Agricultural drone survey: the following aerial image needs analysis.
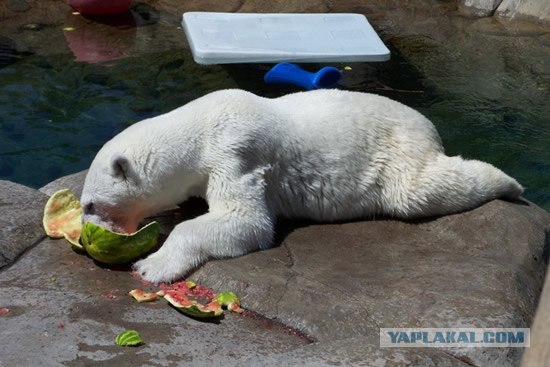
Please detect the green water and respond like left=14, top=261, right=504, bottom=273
left=0, top=17, right=548, bottom=211
left=0, top=48, right=235, bottom=187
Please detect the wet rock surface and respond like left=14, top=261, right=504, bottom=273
left=0, top=237, right=312, bottom=367
left=40, top=170, right=88, bottom=198
left=0, top=180, right=47, bottom=269
left=193, top=199, right=549, bottom=366
left=0, top=172, right=547, bottom=365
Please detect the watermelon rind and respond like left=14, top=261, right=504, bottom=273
left=115, top=329, right=143, bottom=346
left=42, top=189, right=83, bottom=250
left=164, top=293, right=223, bottom=319
left=129, top=289, right=158, bottom=303
left=81, top=221, right=159, bottom=264
left=213, top=292, right=240, bottom=307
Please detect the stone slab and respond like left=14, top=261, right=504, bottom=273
left=521, top=254, right=550, bottom=367
left=12, top=169, right=550, bottom=366
left=192, top=199, right=550, bottom=367
left=39, top=170, right=88, bottom=199
left=0, top=237, right=311, bottom=366
left=463, top=0, right=504, bottom=16
left=496, top=0, right=550, bottom=23
left=0, top=236, right=470, bottom=367
left=0, top=180, right=48, bottom=269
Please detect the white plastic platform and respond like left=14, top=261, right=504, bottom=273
left=182, top=12, right=390, bottom=64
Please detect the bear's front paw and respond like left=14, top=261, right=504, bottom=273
left=133, top=250, right=195, bottom=284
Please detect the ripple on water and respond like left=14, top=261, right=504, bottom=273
left=0, top=19, right=548, bottom=212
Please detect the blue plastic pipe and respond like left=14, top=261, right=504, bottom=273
left=264, top=63, right=342, bottom=90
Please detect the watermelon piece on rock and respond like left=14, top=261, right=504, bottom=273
left=81, top=221, right=159, bottom=264
left=42, top=189, right=83, bottom=250
left=213, top=291, right=240, bottom=307
left=129, top=289, right=158, bottom=303
left=164, top=291, right=223, bottom=319
left=115, top=329, right=143, bottom=346
left=214, top=292, right=244, bottom=314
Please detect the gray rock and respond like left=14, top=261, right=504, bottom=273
left=463, top=0, right=504, bottom=16
left=496, top=0, right=550, bottom=23
left=7, top=0, right=30, bottom=12
left=0, top=36, right=22, bottom=66
left=39, top=170, right=88, bottom=199
left=521, top=246, right=550, bottom=367
left=4, top=168, right=549, bottom=366
left=20, top=23, right=45, bottom=31
left=243, top=337, right=472, bottom=366
left=0, top=180, right=47, bottom=269
left=192, top=198, right=550, bottom=367
left=0, top=240, right=310, bottom=367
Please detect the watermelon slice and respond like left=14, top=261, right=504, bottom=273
left=129, top=289, right=158, bottom=303
left=81, top=221, right=160, bottom=265
left=213, top=291, right=240, bottom=306
left=164, top=291, right=223, bottom=319
left=227, top=302, right=244, bottom=314
left=214, top=291, right=244, bottom=313
left=156, top=290, right=165, bottom=297
left=115, top=329, right=143, bottom=346
left=127, top=277, right=243, bottom=319
left=43, top=189, right=83, bottom=250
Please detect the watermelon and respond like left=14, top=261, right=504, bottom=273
left=42, top=189, right=83, bottom=250
left=164, top=291, right=223, bottom=319
left=81, top=221, right=159, bottom=265
left=213, top=292, right=240, bottom=307
left=227, top=302, right=244, bottom=314
left=115, top=329, right=143, bottom=346
left=214, top=291, right=244, bottom=313
left=129, top=289, right=158, bottom=303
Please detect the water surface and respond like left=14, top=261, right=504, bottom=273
left=0, top=8, right=548, bottom=211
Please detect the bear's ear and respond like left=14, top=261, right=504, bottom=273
left=110, top=153, right=132, bottom=180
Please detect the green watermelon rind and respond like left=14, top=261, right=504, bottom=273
left=164, top=293, right=223, bottom=319
left=213, top=292, right=240, bottom=307
left=81, top=221, right=160, bottom=264
left=42, top=189, right=84, bottom=251
left=115, top=329, right=143, bottom=346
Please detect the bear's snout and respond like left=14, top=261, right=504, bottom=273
left=81, top=201, right=138, bottom=235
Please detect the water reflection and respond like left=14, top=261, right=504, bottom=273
left=64, top=11, right=136, bottom=64
left=0, top=5, right=548, bottom=212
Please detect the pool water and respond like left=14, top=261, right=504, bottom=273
left=0, top=49, right=236, bottom=187
left=0, top=8, right=549, bottom=211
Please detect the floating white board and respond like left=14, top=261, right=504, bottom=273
left=182, top=12, right=390, bottom=64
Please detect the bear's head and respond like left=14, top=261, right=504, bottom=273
left=81, top=141, right=206, bottom=234
left=81, top=149, right=148, bottom=233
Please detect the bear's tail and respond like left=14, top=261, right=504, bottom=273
left=403, top=154, right=523, bottom=218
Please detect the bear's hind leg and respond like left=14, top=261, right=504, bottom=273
left=399, top=154, right=523, bottom=218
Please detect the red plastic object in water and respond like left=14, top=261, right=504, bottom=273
left=68, top=0, right=132, bottom=15
left=63, top=11, right=136, bottom=64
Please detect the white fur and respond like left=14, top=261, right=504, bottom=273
left=81, top=89, right=523, bottom=283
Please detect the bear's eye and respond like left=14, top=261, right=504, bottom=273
left=84, top=202, right=94, bottom=215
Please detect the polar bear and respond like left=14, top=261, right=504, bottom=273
left=81, top=89, right=523, bottom=283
